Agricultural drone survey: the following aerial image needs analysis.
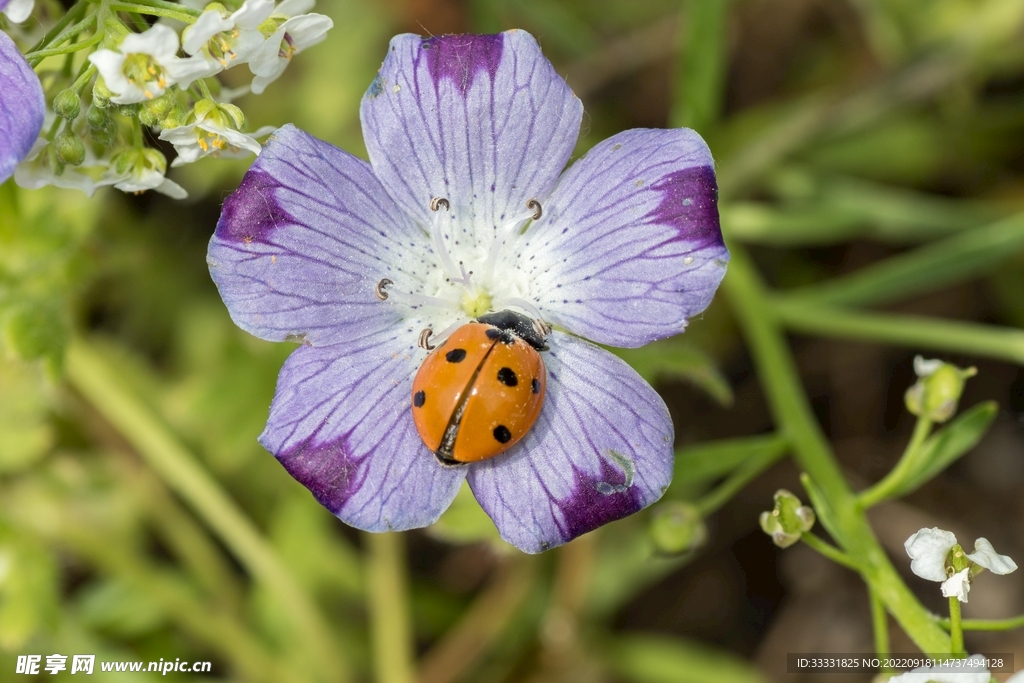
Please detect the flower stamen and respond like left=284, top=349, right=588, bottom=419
left=429, top=196, right=471, bottom=287
left=481, top=199, right=541, bottom=287
left=375, top=278, right=454, bottom=309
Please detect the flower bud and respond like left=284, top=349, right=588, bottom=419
left=92, top=79, right=113, bottom=108
left=53, top=88, right=82, bottom=120
left=759, top=489, right=815, bottom=548
left=55, top=129, right=86, bottom=166
left=650, top=502, right=707, bottom=554
left=138, top=106, right=161, bottom=127
left=143, top=92, right=175, bottom=121
left=87, top=102, right=109, bottom=130
left=161, top=103, right=188, bottom=130
left=905, top=356, right=977, bottom=422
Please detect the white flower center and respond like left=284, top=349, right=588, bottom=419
left=376, top=197, right=546, bottom=348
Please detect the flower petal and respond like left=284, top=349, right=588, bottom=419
left=0, top=31, right=44, bottom=183
left=1, top=0, right=34, bottom=23
left=467, top=333, right=673, bottom=553
left=904, top=527, right=957, bottom=582
left=359, top=30, right=582, bottom=252
left=260, top=333, right=466, bottom=531
left=940, top=567, right=971, bottom=603
left=967, top=537, right=1017, bottom=575
left=518, top=128, right=727, bottom=347
left=208, top=124, right=432, bottom=346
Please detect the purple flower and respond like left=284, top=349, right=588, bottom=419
left=0, top=30, right=44, bottom=183
left=208, top=30, right=728, bottom=553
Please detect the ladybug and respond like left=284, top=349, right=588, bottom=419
left=411, top=310, right=548, bottom=465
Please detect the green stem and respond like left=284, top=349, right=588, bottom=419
left=28, top=1, right=89, bottom=54
left=197, top=78, right=214, bottom=100
left=70, top=63, right=98, bottom=92
left=800, top=532, right=859, bottom=571
left=771, top=298, right=1024, bottom=366
left=859, top=415, right=932, bottom=508
left=65, top=338, right=348, bottom=683
left=724, top=246, right=949, bottom=653
left=126, top=0, right=202, bottom=15
left=108, top=2, right=197, bottom=22
left=26, top=17, right=100, bottom=65
left=695, top=444, right=785, bottom=515
left=949, top=597, right=964, bottom=655
left=366, top=532, right=416, bottom=683
left=934, top=613, right=1024, bottom=631
left=870, top=587, right=891, bottom=667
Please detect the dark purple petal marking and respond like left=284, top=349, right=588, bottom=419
left=519, top=128, right=729, bottom=348
left=360, top=30, right=582, bottom=251
left=261, top=336, right=466, bottom=531
left=0, top=31, right=45, bottom=183
left=277, top=436, right=360, bottom=513
left=467, top=333, right=673, bottom=553
left=421, top=34, right=503, bottom=95
left=647, top=165, right=723, bottom=250
left=207, top=124, right=430, bottom=347
left=217, top=169, right=293, bottom=244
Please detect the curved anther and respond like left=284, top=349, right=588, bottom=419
left=527, top=198, right=542, bottom=221
left=419, top=328, right=435, bottom=350
left=430, top=196, right=450, bottom=212
left=375, top=278, right=393, bottom=301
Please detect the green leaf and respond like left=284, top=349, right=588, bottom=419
left=613, top=339, right=733, bottom=406
left=1, top=301, right=68, bottom=375
left=890, top=402, right=998, bottom=500
left=609, top=634, right=767, bottom=683
left=800, top=473, right=844, bottom=547
left=672, top=434, right=788, bottom=490
left=76, top=578, right=168, bottom=638
left=672, top=0, right=731, bottom=132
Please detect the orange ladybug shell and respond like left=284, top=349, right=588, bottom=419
left=411, top=322, right=546, bottom=464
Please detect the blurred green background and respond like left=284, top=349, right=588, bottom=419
left=3, top=0, right=1024, bottom=681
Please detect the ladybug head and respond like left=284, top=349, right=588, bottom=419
left=477, top=310, right=549, bottom=351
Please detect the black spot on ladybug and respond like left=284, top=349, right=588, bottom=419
left=445, top=348, right=467, bottom=363
left=531, top=378, right=540, bottom=394
left=497, top=367, right=518, bottom=386
left=493, top=425, right=512, bottom=443
left=414, top=390, right=426, bottom=407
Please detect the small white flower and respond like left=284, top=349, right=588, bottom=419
left=89, top=25, right=218, bottom=104
left=110, top=148, right=187, bottom=199
left=885, top=653, right=990, bottom=683
left=248, top=4, right=332, bottom=95
left=905, top=528, right=1016, bottom=603
left=905, top=528, right=958, bottom=582
left=1, top=0, right=35, bottom=23
left=941, top=567, right=972, bottom=602
left=159, top=99, right=274, bottom=166
left=14, top=139, right=122, bottom=197
left=182, top=0, right=273, bottom=67
left=913, top=355, right=944, bottom=377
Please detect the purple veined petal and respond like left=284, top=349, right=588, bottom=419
left=517, top=128, right=728, bottom=348
left=0, top=30, right=44, bottom=183
left=261, top=329, right=466, bottom=531
left=467, top=332, right=674, bottom=553
left=360, top=30, right=583, bottom=253
left=208, top=124, right=436, bottom=346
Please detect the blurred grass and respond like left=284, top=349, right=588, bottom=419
left=2, top=0, right=1024, bottom=681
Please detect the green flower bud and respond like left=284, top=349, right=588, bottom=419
left=161, top=103, right=188, bottom=130
left=143, top=92, right=175, bottom=120
left=86, top=102, right=109, bottom=130
left=759, top=489, right=815, bottom=549
left=117, top=103, right=139, bottom=118
left=194, top=98, right=219, bottom=121
left=53, top=89, right=82, bottom=120
left=55, top=129, right=86, bottom=166
left=650, top=502, right=707, bottom=554
left=92, top=79, right=113, bottom=108
left=905, top=357, right=977, bottom=422
left=138, top=106, right=161, bottom=127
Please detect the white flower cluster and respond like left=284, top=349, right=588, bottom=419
left=14, top=0, right=331, bottom=199
left=905, top=527, right=1017, bottom=603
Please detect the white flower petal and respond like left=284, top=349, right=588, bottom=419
left=88, top=50, right=131, bottom=94
left=183, top=10, right=233, bottom=55
left=913, top=355, right=943, bottom=377
left=2, top=0, right=35, bottom=23
left=283, top=13, right=332, bottom=50
left=164, top=53, right=222, bottom=89
left=904, top=527, right=957, bottom=582
left=967, top=537, right=1017, bottom=575
left=156, top=176, right=188, bottom=199
left=941, top=567, right=972, bottom=602
left=232, top=0, right=274, bottom=29
left=122, top=24, right=180, bottom=58
left=274, top=0, right=315, bottom=17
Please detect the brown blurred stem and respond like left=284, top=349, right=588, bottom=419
left=418, top=554, right=537, bottom=683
